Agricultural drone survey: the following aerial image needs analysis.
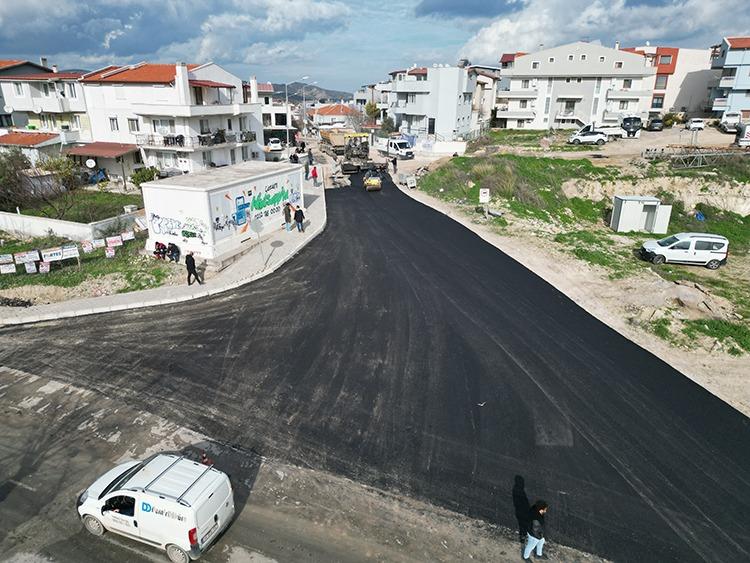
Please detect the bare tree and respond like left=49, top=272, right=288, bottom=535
left=0, top=148, right=32, bottom=211
left=28, top=156, right=81, bottom=220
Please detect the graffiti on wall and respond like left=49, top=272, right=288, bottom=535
left=149, top=213, right=208, bottom=244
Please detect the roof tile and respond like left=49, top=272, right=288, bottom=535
left=0, top=131, right=59, bottom=147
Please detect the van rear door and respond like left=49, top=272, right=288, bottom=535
left=195, top=476, right=234, bottom=550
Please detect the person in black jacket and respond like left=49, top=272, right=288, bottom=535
left=294, top=207, right=305, bottom=232
left=185, top=251, right=203, bottom=286
left=523, top=500, right=549, bottom=560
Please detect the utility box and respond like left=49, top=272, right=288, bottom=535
left=610, top=195, right=672, bottom=234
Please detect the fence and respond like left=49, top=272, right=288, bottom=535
left=0, top=209, right=143, bottom=241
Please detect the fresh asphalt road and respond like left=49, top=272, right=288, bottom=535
left=1, top=174, right=749, bottom=562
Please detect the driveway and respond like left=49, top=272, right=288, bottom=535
left=1, top=174, right=749, bottom=562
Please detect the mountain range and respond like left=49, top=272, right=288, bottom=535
left=271, top=82, right=352, bottom=104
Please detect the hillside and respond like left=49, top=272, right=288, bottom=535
left=272, top=82, right=352, bottom=103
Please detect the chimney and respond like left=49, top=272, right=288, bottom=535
left=175, top=62, right=190, bottom=105
left=40, top=56, right=48, bottom=68
left=615, top=40, right=620, bottom=50
left=52, top=65, right=58, bottom=73
left=249, top=75, right=259, bottom=103
left=538, top=43, right=544, bottom=50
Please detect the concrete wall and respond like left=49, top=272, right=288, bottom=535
left=0, top=209, right=141, bottom=241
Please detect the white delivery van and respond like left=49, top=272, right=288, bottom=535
left=77, top=453, right=235, bottom=563
left=640, top=232, right=729, bottom=270
left=374, top=137, right=414, bottom=159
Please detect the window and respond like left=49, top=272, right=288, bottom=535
left=275, top=112, right=287, bottom=126
left=407, top=93, right=416, bottom=103
left=156, top=151, right=175, bottom=167
left=40, top=114, right=56, bottom=129
left=251, top=151, right=260, bottom=159
left=262, top=114, right=272, bottom=127
left=264, top=96, right=270, bottom=105
left=71, top=115, right=81, bottom=130
left=227, top=118, right=233, bottom=131
left=241, top=146, right=249, bottom=161
left=517, top=120, right=525, bottom=128
left=595, top=77, right=601, bottom=93
left=547, top=77, right=552, bottom=92
left=416, top=74, right=426, bottom=81
left=202, top=151, right=212, bottom=166
left=522, top=79, right=530, bottom=88
left=614, top=61, right=623, bottom=69
left=576, top=78, right=582, bottom=83
left=592, top=98, right=599, bottom=114
left=655, top=75, right=668, bottom=89
left=672, top=241, right=691, bottom=250
left=659, top=55, right=672, bottom=65
left=67, top=83, right=77, bottom=98
left=580, top=54, right=587, bottom=61
left=103, top=495, right=135, bottom=517
left=239, top=116, right=247, bottom=130
left=548, top=57, right=555, bottom=63
left=13, top=82, right=23, bottom=96
left=109, top=117, right=119, bottom=131
left=599, top=56, right=606, bottom=63
left=520, top=100, right=528, bottom=108
left=133, top=151, right=142, bottom=164
left=230, top=148, right=236, bottom=165
left=41, top=83, right=51, bottom=96
left=152, top=119, right=174, bottom=135
left=652, top=95, right=664, bottom=109
left=568, top=54, right=574, bottom=61
left=127, top=118, right=139, bottom=133
left=566, top=78, right=571, bottom=83
left=199, top=119, right=210, bottom=134
left=532, top=62, right=539, bottom=69
left=695, top=241, right=713, bottom=251
left=619, top=100, right=628, bottom=110
left=711, top=242, right=726, bottom=250
left=544, top=97, right=550, bottom=114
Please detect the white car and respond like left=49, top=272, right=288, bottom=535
left=77, top=453, right=235, bottom=563
left=568, top=130, right=607, bottom=145
left=685, top=118, right=705, bottom=131
left=268, top=138, right=283, bottom=151
left=640, top=232, right=728, bottom=270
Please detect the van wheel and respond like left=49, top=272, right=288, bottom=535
left=596, top=138, right=605, bottom=145
left=166, top=544, right=190, bottom=563
left=572, top=138, right=581, bottom=145
left=82, top=515, right=105, bottom=536
left=652, top=255, right=666, bottom=265
left=706, top=259, right=721, bottom=270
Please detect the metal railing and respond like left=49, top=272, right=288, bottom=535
left=136, top=131, right=255, bottom=148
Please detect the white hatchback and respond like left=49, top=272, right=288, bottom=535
left=268, top=138, right=283, bottom=151
left=640, top=232, right=729, bottom=270
left=685, top=118, right=705, bottom=131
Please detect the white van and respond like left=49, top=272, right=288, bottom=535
left=640, top=232, right=729, bottom=270
left=77, top=453, right=235, bottom=563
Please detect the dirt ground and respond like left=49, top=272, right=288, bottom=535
left=0, top=366, right=608, bottom=563
left=394, top=154, right=750, bottom=418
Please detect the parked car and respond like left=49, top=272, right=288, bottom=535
left=685, top=118, right=705, bottom=131
left=77, top=453, right=235, bottom=563
left=268, top=138, right=283, bottom=151
left=719, top=111, right=741, bottom=133
left=640, top=232, right=729, bottom=270
left=646, top=118, right=664, bottom=131
left=568, top=130, right=607, bottom=145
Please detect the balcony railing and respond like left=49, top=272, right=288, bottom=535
left=719, top=76, right=736, bottom=88
left=136, top=130, right=255, bottom=149
left=712, top=97, right=728, bottom=109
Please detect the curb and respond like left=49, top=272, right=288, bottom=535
left=0, top=198, right=327, bottom=328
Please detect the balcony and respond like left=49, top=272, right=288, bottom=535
left=131, top=102, right=257, bottom=118
left=712, top=97, right=728, bottom=110
left=553, top=110, right=585, bottom=122
left=392, top=80, right=431, bottom=93
left=389, top=98, right=428, bottom=115
left=496, top=89, right=538, bottom=99
left=719, top=76, right=736, bottom=88
left=135, top=130, right=256, bottom=150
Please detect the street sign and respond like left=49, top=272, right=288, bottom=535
left=479, top=188, right=490, bottom=204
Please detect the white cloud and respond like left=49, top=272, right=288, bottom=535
left=460, top=0, right=750, bottom=63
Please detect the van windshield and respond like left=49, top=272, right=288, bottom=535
left=98, top=463, right=144, bottom=499
left=657, top=236, right=679, bottom=247
left=395, top=142, right=409, bottom=150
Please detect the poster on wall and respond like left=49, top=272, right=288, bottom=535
left=0, top=263, right=15, bottom=274
left=105, top=247, right=116, bottom=258
left=41, top=247, right=64, bottom=262
left=81, top=241, right=94, bottom=253
left=39, top=261, right=50, bottom=274
left=121, top=231, right=135, bottom=241
left=14, top=250, right=40, bottom=264
left=92, top=238, right=106, bottom=248
left=62, top=244, right=80, bottom=259
left=24, top=262, right=37, bottom=274
left=0, top=254, right=13, bottom=265
left=106, top=235, right=123, bottom=247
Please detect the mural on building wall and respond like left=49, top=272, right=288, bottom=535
left=149, top=213, right=208, bottom=244
left=210, top=172, right=301, bottom=241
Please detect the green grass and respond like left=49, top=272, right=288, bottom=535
left=20, top=190, right=143, bottom=224
left=682, top=319, right=750, bottom=353
left=651, top=317, right=672, bottom=340
left=0, top=231, right=170, bottom=293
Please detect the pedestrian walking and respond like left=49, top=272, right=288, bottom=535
left=294, top=207, right=305, bottom=232
left=311, top=165, right=318, bottom=186
left=304, top=161, right=310, bottom=180
left=391, top=156, right=398, bottom=174
left=523, top=500, right=549, bottom=560
left=185, top=251, right=203, bottom=286
left=301, top=141, right=306, bottom=151
left=283, top=202, right=293, bottom=232
left=307, top=148, right=314, bottom=165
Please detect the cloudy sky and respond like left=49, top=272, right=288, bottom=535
left=0, top=0, right=747, bottom=91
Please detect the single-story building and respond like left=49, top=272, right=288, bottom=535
left=0, top=130, right=61, bottom=165
left=65, top=141, right=143, bottom=182
left=610, top=195, right=672, bottom=234
left=141, top=160, right=304, bottom=269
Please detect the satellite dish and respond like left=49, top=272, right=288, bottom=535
left=2, top=105, right=12, bottom=113
left=33, top=106, right=43, bottom=114
left=85, top=158, right=96, bottom=169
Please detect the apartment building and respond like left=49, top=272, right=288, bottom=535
left=495, top=42, right=656, bottom=129
left=625, top=45, right=715, bottom=115
left=245, top=80, right=295, bottom=144
left=387, top=65, right=476, bottom=141
left=353, top=81, right=391, bottom=122
left=77, top=62, right=264, bottom=178
left=471, top=68, right=499, bottom=131
left=0, top=58, right=66, bottom=127
left=709, top=37, right=750, bottom=121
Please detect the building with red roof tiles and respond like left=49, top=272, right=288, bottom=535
left=708, top=37, right=750, bottom=121
left=0, top=131, right=61, bottom=165
left=0, top=59, right=54, bottom=127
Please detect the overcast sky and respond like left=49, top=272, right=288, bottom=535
left=0, top=0, right=747, bottom=92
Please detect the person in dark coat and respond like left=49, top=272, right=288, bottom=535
left=300, top=141, right=306, bottom=151
left=307, top=148, right=314, bottom=165
left=391, top=156, right=398, bottom=174
left=283, top=202, right=293, bottom=232
left=523, top=500, right=549, bottom=560
left=304, top=161, right=310, bottom=180
left=166, top=243, right=180, bottom=262
left=185, top=251, right=203, bottom=286
left=294, top=207, right=305, bottom=232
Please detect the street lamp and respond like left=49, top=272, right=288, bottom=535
left=284, top=75, right=309, bottom=150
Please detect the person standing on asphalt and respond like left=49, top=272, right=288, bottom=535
left=523, top=500, right=549, bottom=560
left=391, top=156, right=398, bottom=174
left=311, top=165, right=318, bottom=186
left=304, top=160, right=310, bottom=180
left=307, top=148, right=314, bottom=165
left=283, top=202, right=293, bottom=232
left=185, top=251, right=203, bottom=286
left=294, top=207, right=305, bottom=232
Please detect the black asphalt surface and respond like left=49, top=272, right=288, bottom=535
left=2, top=174, right=749, bottom=562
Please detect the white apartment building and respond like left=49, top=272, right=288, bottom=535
left=387, top=65, right=477, bottom=141
left=246, top=80, right=296, bottom=144
left=495, top=42, right=656, bottom=129
left=353, top=82, right=391, bottom=123
left=471, top=68, right=499, bottom=131
left=79, top=62, right=264, bottom=177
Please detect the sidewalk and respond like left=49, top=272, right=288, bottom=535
left=0, top=179, right=327, bottom=327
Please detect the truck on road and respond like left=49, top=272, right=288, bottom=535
left=374, top=137, right=414, bottom=159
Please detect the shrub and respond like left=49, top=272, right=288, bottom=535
left=131, top=167, right=159, bottom=188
